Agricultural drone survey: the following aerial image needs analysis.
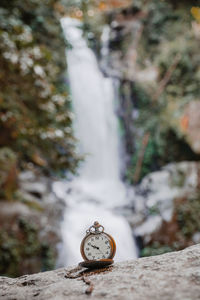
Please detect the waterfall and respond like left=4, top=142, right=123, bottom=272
left=53, top=17, right=138, bottom=267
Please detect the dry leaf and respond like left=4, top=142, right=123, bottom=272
left=191, top=7, right=200, bottom=23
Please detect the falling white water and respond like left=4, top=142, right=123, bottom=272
left=53, top=18, right=138, bottom=267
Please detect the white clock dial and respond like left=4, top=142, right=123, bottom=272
left=83, top=233, right=112, bottom=260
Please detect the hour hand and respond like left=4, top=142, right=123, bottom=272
left=91, top=244, right=99, bottom=250
left=91, top=244, right=104, bottom=255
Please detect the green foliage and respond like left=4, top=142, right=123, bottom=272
left=156, top=37, right=200, bottom=106
left=0, top=218, right=56, bottom=277
left=0, top=0, right=79, bottom=184
left=176, top=194, right=200, bottom=238
left=147, top=204, right=160, bottom=216
left=139, top=0, right=200, bottom=112
left=125, top=81, right=200, bottom=183
left=141, top=242, right=174, bottom=257
left=0, top=0, right=79, bottom=276
left=126, top=136, right=159, bottom=183
left=124, top=0, right=200, bottom=183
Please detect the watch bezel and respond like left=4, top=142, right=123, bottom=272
left=80, top=232, right=116, bottom=261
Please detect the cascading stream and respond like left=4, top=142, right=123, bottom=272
left=54, top=17, right=138, bottom=267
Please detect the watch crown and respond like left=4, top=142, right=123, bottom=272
left=94, top=221, right=102, bottom=232
left=86, top=221, right=104, bottom=234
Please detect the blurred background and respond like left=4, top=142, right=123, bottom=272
left=0, top=0, right=200, bottom=277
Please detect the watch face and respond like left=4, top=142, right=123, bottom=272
left=83, top=233, right=112, bottom=260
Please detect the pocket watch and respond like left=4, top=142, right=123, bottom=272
left=79, top=221, right=116, bottom=268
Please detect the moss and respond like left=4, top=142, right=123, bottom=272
left=148, top=205, right=160, bottom=216
left=170, top=169, right=186, bottom=188
left=175, top=194, right=200, bottom=238
left=41, top=243, right=56, bottom=272
left=141, top=242, right=174, bottom=257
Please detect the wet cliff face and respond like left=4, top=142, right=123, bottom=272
left=102, top=1, right=200, bottom=184
left=94, top=1, right=200, bottom=256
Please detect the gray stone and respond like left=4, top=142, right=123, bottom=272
left=134, top=215, right=162, bottom=236
left=0, top=244, right=200, bottom=300
left=19, top=171, right=36, bottom=181
left=20, top=182, right=47, bottom=196
left=132, top=162, right=200, bottom=238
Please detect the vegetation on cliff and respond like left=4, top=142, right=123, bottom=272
left=0, top=0, right=79, bottom=277
left=90, top=0, right=200, bottom=257
left=0, top=0, right=79, bottom=194
left=112, top=0, right=200, bottom=183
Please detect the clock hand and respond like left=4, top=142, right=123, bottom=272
left=91, top=244, right=104, bottom=256
left=91, top=244, right=99, bottom=250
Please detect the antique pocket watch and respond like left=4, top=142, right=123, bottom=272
left=79, top=221, right=116, bottom=268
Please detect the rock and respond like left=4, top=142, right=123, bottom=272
left=19, top=171, right=36, bottom=182
left=192, top=232, right=200, bottom=244
left=139, top=161, right=200, bottom=212
left=0, top=200, right=61, bottom=277
left=130, top=162, right=200, bottom=251
left=133, top=161, right=200, bottom=233
left=19, top=171, right=49, bottom=199
left=0, top=170, right=65, bottom=277
left=21, top=182, right=47, bottom=196
left=134, top=216, right=162, bottom=237
left=0, top=244, right=200, bottom=299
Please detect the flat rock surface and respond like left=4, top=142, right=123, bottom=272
left=0, top=244, right=200, bottom=300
